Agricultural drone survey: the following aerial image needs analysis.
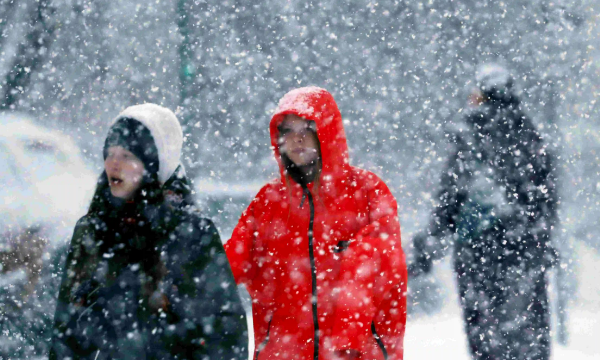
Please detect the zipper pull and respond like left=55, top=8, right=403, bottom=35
left=300, top=187, right=310, bottom=208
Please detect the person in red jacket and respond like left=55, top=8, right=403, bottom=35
left=225, top=87, right=407, bottom=360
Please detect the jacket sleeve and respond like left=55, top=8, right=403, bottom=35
left=49, top=217, right=101, bottom=360
left=161, top=217, right=248, bottom=360
left=330, top=171, right=407, bottom=360
left=224, top=191, right=261, bottom=285
left=411, top=134, right=469, bottom=276
left=429, top=131, right=471, bottom=240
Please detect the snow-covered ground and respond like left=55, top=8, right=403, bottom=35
left=405, top=242, right=600, bottom=359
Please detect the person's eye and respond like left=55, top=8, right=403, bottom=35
left=279, top=128, right=291, bottom=136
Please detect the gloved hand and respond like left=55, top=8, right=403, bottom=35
left=408, top=232, right=433, bottom=277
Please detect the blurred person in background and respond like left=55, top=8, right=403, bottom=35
left=49, top=104, right=248, bottom=360
left=410, top=64, right=558, bottom=360
left=225, top=87, right=407, bottom=360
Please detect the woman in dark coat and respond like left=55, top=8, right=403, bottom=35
left=49, top=104, right=248, bottom=360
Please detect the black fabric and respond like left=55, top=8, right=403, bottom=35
left=455, top=255, right=551, bottom=360
left=281, top=153, right=319, bottom=186
left=104, top=118, right=160, bottom=177
left=49, top=169, right=248, bottom=360
left=482, top=87, right=519, bottom=108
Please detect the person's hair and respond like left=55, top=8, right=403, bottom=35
left=280, top=136, right=326, bottom=223
left=284, top=167, right=323, bottom=224
left=83, top=165, right=194, bottom=307
left=283, top=160, right=322, bottom=197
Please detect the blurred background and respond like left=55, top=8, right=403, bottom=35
left=1, top=0, right=600, bottom=358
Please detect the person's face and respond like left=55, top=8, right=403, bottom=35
left=104, top=146, right=145, bottom=200
left=278, top=114, right=320, bottom=166
left=469, top=87, right=484, bottom=107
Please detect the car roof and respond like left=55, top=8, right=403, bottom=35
left=0, top=113, right=80, bottom=155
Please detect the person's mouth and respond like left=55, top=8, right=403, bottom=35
left=109, top=176, right=123, bottom=186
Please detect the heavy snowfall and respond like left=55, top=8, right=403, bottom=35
left=1, top=1, right=599, bottom=359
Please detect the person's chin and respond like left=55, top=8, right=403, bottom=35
left=110, top=188, right=128, bottom=200
left=294, top=159, right=311, bottom=166
left=299, top=156, right=318, bottom=166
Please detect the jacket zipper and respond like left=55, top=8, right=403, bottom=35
left=371, top=321, right=388, bottom=360
left=302, top=187, right=319, bottom=360
left=255, top=319, right=272, bottom=359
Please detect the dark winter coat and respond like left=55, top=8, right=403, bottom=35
left=225, top=87, right=407, bottom=360
left=49, top=168, right=248, bottom=360
left=418, top=95, right=558, bottom=270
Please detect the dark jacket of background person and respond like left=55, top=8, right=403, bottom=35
left=411, top=66, right=558, bottom=360
left=49, top=104, right=248, bottom=360
left=225, top=87, right=407, bottom=360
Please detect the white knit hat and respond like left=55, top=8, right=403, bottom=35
left=110, top=103, right=183, bottom=184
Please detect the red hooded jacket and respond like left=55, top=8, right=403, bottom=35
left=225, top=87, right=407, bottom=360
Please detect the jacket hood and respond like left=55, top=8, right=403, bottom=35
left=475, top=63, right=519, bottom=106
left=270, top=87, right=350, bottom=185
left=110, top=103, right=183, bottom=184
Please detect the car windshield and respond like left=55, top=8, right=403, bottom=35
left=19, top=139, right=65, bottom=182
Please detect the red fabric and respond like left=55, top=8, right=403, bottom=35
left=225, top=87, right=407, bottom=360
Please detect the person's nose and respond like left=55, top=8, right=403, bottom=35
left=108, top=156, right=121, bottom=171
left=293, top=132, right=304, bottom=143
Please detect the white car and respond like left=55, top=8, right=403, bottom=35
left=0, top=113, right=96, bottom=357
left=0, top=112, right=95, bottom=293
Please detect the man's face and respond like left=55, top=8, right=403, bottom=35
left=278, top=114, right=320, bottom=166
left=469, top=88, right=485, bottom=108
left=104, top=146, right=145, bottom=200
